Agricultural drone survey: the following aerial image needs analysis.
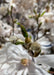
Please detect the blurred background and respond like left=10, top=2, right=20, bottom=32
left=0, top=0, right=54, bottom=54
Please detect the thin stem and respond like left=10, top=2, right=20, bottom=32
left=11, top=7, right=14, bottom=36
left=32, top=57, right=34, bottom=62
left=36, top=18, right=39, bottom=40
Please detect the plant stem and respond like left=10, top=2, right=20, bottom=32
left=32, top=57, right=35, bottom=62
left=11, top=7, right=14, bottom=36
left=36, top=18, right=39, bottom=40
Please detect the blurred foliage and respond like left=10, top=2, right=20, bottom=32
left=29, top=9, right=46, bottom=40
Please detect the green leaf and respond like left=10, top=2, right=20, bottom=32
left=21, top=25, right=28, bottom=37
left=17, top=22, right=21, bottom=25
left=11, top=6, right=13, bottom=10
left=14, top=19, right=17, bottom=23
left=36, top=17, right=38, bottom=23
left=40, top=11, right=45, bottom=17
left=15, top=41, right=25, bottom=45
left=39, top=22, right=42, bottom=28
left=38, top=13, right=41, bottom=18
left=7, top=8, right=10, bottom=15
left=17, top=23, right=28, bottom=38
left=28, top=15, right=33, bottom=18
left=29, top=35, right=32, bottom=39
left=15, top=39, right=25, bottom=45
left=33, top=9, right=37, bottom=14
